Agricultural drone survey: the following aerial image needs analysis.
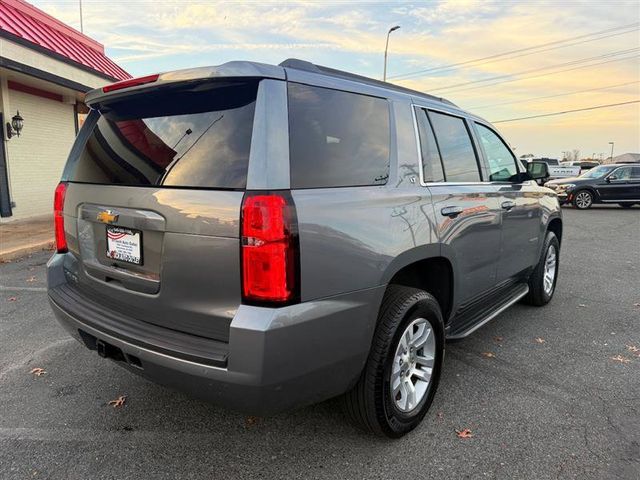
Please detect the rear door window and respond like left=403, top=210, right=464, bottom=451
left=65, top=80, right=259, bottom=189
left=428, top=111, right=481, bottom=182
left=288, top=83, right=390, bottom=188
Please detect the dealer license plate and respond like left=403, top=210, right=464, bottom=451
left=106, top=226, right=142, bottom=265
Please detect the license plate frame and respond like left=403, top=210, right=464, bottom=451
left=106, top=226, right=143, bottom=265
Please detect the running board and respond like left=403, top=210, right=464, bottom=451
left=446, top=285, right=529, bottom=340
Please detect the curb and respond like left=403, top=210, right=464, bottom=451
left=0, top=240, right=54, bottom=262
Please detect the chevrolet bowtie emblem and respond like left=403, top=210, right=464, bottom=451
left=97, top=210, right=119, bottom=224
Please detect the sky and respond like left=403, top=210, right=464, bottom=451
left=32, top=0, right=640, bottom=159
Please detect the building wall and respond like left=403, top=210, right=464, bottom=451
left=0, top=38, right=112, bottom=89
left=3, top=88, right=75, bottom=221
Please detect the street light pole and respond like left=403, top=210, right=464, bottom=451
left=383, top=25, right=400, bottom=82
left=79, top=0, right=83, bottom=33
left=608, top=142, right=614, bottom=162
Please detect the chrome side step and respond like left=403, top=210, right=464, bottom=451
left=446, top=284, right=529, bottom=340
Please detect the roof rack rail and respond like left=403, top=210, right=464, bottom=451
left=279, top=58, right=457, bottom=107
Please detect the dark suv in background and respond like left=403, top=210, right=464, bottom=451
left=47, top=59, right=562, bottom=437
left=545, top=164, right=640, bottom=209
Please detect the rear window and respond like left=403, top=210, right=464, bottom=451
left=288, top=83, right=390, bottom=189
left=65, top=80, right=258, bottom=189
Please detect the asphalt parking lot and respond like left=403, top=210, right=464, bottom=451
left=1, top=205, right=639, bottom=480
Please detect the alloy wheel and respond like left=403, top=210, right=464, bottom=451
left=390, top=318, right=435, bottom=413
left=575, top=191, right=592, bottom=209
left=543, top=245, right=557, bottom=296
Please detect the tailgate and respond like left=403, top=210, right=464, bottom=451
left=56, top=78, right=260, bottom=342
left=62, top=184, right=242, bottom=342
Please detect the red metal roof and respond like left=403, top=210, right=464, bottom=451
left=0, top=0, right=130, bottom=81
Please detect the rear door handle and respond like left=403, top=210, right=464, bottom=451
left=501, top=201, right=516, bottom=211
left=441, top=206, right=463, bottom=218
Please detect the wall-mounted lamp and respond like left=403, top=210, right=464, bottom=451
left=6, top=110, right=24, bottom=139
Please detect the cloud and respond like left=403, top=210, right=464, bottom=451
left=29, top=0, right=640, bottom=156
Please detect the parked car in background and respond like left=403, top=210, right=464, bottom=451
left=560, top=160, right=600, bottom=173
left=522, top=157, right=578, bottom=181
left=545, top=164, right=640, bottom=209
left=47, top=59, right=562, bottom=438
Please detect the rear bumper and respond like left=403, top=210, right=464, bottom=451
left=47, top=254, right=382, bottom=415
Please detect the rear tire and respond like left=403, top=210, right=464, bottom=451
left=572, top=190, right=593, bottom=209
left=523, top=231, right=560, bottom=306
left=342, top=286, right=444, bottom=438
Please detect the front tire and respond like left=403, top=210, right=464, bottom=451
left=523, top=231, right=560, bottom=306
left=343, top=286, right=444, bottom=438
left=572, top=190, right=593, bottom=209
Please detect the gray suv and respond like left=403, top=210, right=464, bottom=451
left=47, top=59, right=562, bottom=437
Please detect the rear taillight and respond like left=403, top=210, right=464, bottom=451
left=241, top=192, right=299, bottom=305
left=102, top=74, right=159, bottom=93
left=54, top=182, right=67, bottom=253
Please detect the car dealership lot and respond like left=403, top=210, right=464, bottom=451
left=1, top=205, right=638, bottom=480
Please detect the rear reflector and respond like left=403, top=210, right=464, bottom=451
left=102, top=74, right=159, bottom=93
left=241, top=192, right=299, bottom=304
left=54, top=182, right=68, bottom=253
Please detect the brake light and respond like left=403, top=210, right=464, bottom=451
left=241, top=192, right=299, bottom=304
left=54, top=182, right=67, bottom=253
left=102, top=74, right=159, bottom=93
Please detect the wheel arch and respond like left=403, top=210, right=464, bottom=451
left=547, top=216, right=563, bottom=246
left=380, top=246, right=455, bottom=323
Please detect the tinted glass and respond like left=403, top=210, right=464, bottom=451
left=415, top=107, right=445, bottom=182
left=288, top=83, right=390, bottom=188
left=66, top=80, right=258, bottom=188
left=632, top=166, right=640, bottom=179
left=613, top=166, right=633, bottom=180
left=428, top=111, right=480, bottom=182
left=475, top=123, right=518, bottom=181
left=580, top=165, right=616, bottom=178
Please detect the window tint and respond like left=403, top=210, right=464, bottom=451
left=613, top=166, right=633, bottom=180
left=475, top=123, right=518, bottom=181
left=632, top=166, right=640, bottom=179
left=288, top=83, right=390, bottom=188
left=428, top=111, right=480, bottom=182
left=66, top=80, right=258, bottom=188
left=414, top=107, right=445, bottom=182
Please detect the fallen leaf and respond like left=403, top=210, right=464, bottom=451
left=611, top=355, right=631, bottom=364
left=481, top=352, right=496, bottom=358
left=26, top=276, right=37, bottom=283
left=29, top=367, right=45, bottom=376
left=7, top=296, right=17, bottom=302
left=634, top=303, right=640, bottom=308
left=578, top=304, right=587, bottom=308
left=534, top=337, right=545, bottom=344
left=244, top=416, right=260, bottom=427
left=626, top=345, right=640, bottom=356
left=108, top=395, right=126, bottom=408
left=456, top=428, right=473, bottom=439
left=493, top=336, right=504, bottom=343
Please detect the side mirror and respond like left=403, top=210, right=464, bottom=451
left=606, top=175, right=616, bottom=183
left=526, top=161, right=549, bottom=182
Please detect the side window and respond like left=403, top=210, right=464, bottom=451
left=288, top=83, right=390, bottom=189
left=428, top=111, right=481, bottom=182
left=612, top=166, right=632, bottom=180
left=475, top=123, right=519, bottom=182
left=631, top=166, right=640, bottom=179
left=414, top=107, right=445, bottom=182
